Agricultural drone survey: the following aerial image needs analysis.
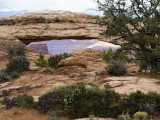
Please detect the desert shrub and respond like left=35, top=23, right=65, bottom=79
left=0, top=69, right=8, bottom=82
left=35, top=83, right=160, bottom=119
left=11, top=72, right=20, bottom=79
left=6, top=42, right=26, bottom=59
left=118, top=113, right=131, bottom=120
left=35, top=82, right=120, bottom=118
left=47, top=110, right=61, bottom=120
left=48, top=53, right=72, bottom=68
left=101, top=48, right=114, bottom=63
left=119, top=91, right=160, bottom=116
left=133, top=112, right=148, bottom=120
left=6, top=56, right=30, bottom=73
left=64, top=83, right=121, bottom=118
left=53, top=82, right=67, bottom=91
left=106, top=59, right=127, bottom=76
left=34, top=90, right=65, bottom=113
left=35, top=51, right=48, bottom=67
left=113, top=49, right=129, bottom=62
left=99, top=85, right=107, bottom=92
left=66, top=83, right=120, bottom=118
left=1, top=94, right=34, bottom=109
left=17, top=94, right=34, bottom=108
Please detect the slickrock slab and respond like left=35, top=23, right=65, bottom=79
left=75, top=118, right=115, bottom=120
left=57, top=57, right=88, bottom=68
left=101, top=76, right=139, bottom=88
left=0, top=82, right=12, bottom=89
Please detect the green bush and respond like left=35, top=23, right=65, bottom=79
left=6, top=56, right=30, bottom=73
left=1, top=94, right=34, bottom=109
left=35, top=51, right=48, bottom=67
left=113, top=49, right=129, bottom=62
left=106, top=59, right=127, bottom=76
left=35, top=82, right=120, bottom=118
left=0, top=69, right=8, bottom=82
left=119, top=91, right=160, bottom=116
left=118, top=113, right=131, bottom=120
left=34, top=90, right=65, bottom=113
left=133, top=112, right=148, bottom=120
left=48, top=53, right=72, bottom=68
left=53, top=82, right=67, bottom=91
left=101, top=48, right=114, bottom=63
left=11, top=72, right=20, bottom=79
left=99, top=85, right=107, bottom=92
left=6, top=42, right=26, bottom=59
left=47, top=110, right=61, bottom=120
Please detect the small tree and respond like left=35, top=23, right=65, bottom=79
left=97, top=0, right=160, bottom=73
left=101, top=48, right=114, bottom=63
left=35, top=51, right=48, bottom=67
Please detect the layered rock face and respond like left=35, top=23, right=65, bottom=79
left=0, top=10, right=112, bottom=45
left=28, top=43, right=50, bottom=54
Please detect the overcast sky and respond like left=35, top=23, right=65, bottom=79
left=0, top=0, right=98, bottom=12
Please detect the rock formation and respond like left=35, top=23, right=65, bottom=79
left=0, top=10, right=119, bottom=48
left=28, top=42, right=50, bottom=54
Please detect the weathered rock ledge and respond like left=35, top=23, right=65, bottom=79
left=0, top=10, right=107, bottom=44
left=0, top=10, right=120, bottom=49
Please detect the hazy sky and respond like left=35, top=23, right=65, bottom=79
left=0, top=0, right=98, bottom=12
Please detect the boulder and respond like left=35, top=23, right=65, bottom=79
left=57, top=57, right=88, bottom=68
left=106, top=76, right=139, bottom=82
left=29, top=66, right=40, bottom=71
left=101, top=77, right=139, bottom=88
left=103, top=81, right=123, bottom=88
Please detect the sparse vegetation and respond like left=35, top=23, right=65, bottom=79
left=118, top=113, right=130, bottom=120
left=6, top=56, right=30, bottom=73
left=1, top=82, right=160, bottom=119
left=35, top=51, right=48, bottom=67
left=105, top=59, right=127, bottom=76
left=6, top=42, right=26, bottom=59
left=10, top=72, right=20, bottom=79
left=48, top=53, right=72, bottom=68
left=47, top=110, right=61, bottom=120
left=3, top=42, right=30, bottom=80
left=99, top=85, right=106, bottom=92
left=35, top=82, right=120, bottom=118
left=101, top=48, right=114, bottom=63
left=1, top=94, right=34, bottom=109
left=133, top=112, right=148, bottom=120
left=119, top=91, right=160, bottom=116
left=53, top=82, right=67, bottom=91
left=0, top=69, right=8, bottom=82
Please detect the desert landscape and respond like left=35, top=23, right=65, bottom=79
left=0, top=1, right=160, bottom=120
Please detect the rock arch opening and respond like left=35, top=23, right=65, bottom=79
left=27, top=39, right=120, bottom=55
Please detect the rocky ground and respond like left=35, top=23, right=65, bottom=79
left=0, top=48, right=160, bottom=120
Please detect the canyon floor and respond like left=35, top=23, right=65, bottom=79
left=0, top=48, right=160, bottom=120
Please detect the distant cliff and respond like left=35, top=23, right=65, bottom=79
left=28, top=43, right=50, bottom=55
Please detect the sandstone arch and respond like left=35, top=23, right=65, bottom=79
left=0, top=10, right=121, bottom=52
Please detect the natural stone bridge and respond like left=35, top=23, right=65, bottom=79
left=0, top=10, right=119, bottom=50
